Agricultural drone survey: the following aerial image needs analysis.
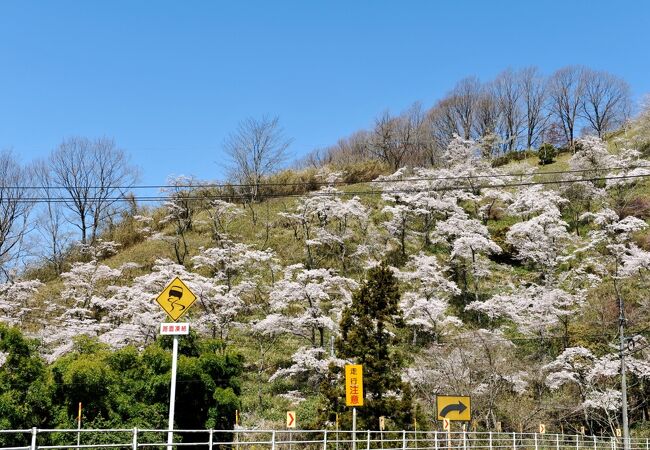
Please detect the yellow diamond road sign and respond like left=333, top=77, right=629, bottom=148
left=437, top=395, right=471, bottom=421
left=156, top=277, right=197, bottom=322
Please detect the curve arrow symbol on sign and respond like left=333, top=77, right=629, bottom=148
left=287, top=411, right=295, bottom=428
left=440, top=400, right=467, bottom=417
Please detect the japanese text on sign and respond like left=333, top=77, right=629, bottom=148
left=160, top=323, right=190, bottom=335
left=345, top=364, right=364, bottom=406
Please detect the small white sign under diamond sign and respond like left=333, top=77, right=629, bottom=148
left=160, top=323, right=190, bottom=335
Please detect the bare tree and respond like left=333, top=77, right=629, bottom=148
left=0, top=151, right=34, bottom=278
left=49, top=136, right=138, bottom=245
left=473, top=84, right=501, bottom=158
left=581, top=69, right=631, bottom=138
left=224, top=115, right=292, bottom=201
left=428, top=97, right=462, bottom=157
left=33, top=160, right=71, bottom=275
left=368, top=111, right=403, bottom=170
left=451, top=76, right=482, bottom=140
left=520, top=66, right=549, bottom=149
left=548, top=66, right=586, bottom=150
left=494, top=69, right=525, bottom=152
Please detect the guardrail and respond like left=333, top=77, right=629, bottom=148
left=0, top=429, right=647, bottom=450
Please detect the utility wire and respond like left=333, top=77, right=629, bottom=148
left=6, top=172, right=650, bottom=204
left=5, top=164, right=650, bottom=191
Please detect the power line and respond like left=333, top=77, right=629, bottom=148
left=5, top=164, right=650, bottom=191
left=6, top=171, right=650, bottom=204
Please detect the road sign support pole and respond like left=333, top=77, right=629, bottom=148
left=434, top=431, right=438, bottom=450
left=167, top=335, right=179, bottom=450
left=353, top=407, right=357, bottom=450
left=463, top=429, right=467, bottom=450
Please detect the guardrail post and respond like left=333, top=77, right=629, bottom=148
left=30, top=427, right=37, bottom=450
left=434, top=430, right=438, bottom=450
left=208, top=429, right=213, bottom=450
left=557, top=434, right=560, bottom=450
left=271, top=431, right=276, bottom=450
left=402, top=430, right=407, bottom=450
left=646, top=438, right=648, bottom=450
left=489, top=432, right=493, bottom=450
left=576, top=434, right=580, bottom=450
left=367, top=431, right=371, bottom=450
left=132, top=428, right=138, bottom=450
left=535, top=433, right=539, bottom=450
left=611, top=436, right=615, bottom=450
left=512, top=432, right=516, bottom=450
left=463, top=430, right=467, bottom=450
left=324, top=430, right=328, bottom=450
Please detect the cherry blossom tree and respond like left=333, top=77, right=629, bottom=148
left=257, top=264, right=357, bottom=381
left=191, top=239, right=277, bottom=340
left=279, top=187, right=369, bottom=271
left=435, top=212, right=501, bottom=305
left=0, top=278, right=43, bottom=326
left=406, top=329, right=530, bottom=430
left=467, top=285, right=584, bottom=347
left=505, top=205, right=572, bottom=281
left=542, top=346, right=650, bottom=433
left=396, top=252, right=461, bottom=343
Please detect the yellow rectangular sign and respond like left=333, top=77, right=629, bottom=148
left=437, top=395, right=471, bottom=421
left=345, top=364, right=363, bottom=406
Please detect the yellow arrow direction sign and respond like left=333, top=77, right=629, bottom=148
left=437, top=395, right=471, bottom=421
left=156, top=277, right=197, bottom=322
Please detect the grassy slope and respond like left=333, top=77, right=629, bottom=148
left=26, top=145, right=650, bottom=428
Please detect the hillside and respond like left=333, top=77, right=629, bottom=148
left=4, top=129, right=650, bottom=435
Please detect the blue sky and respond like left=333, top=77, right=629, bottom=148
left=1, top=0, right=649, bottom=185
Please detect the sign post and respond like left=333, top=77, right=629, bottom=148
left=345, top=365, right=364, bottom=450
left=76, top=402, right=82, bottom=450
left=156, top=277, right=196, bottom=450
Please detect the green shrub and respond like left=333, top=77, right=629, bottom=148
left=538, top=143, right=557, bottom=165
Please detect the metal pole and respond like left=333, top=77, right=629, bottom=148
left=434, top=431, right=438, bottom=450
left=557, top=434, right=560, bottom=450
left=618, top=290, right=630, bottom=450
left=535, top=434, right=539, bottom=450
left=167, top=335, right=179, bottom=450
left=30, top=427, right=37, bottom=450
left=77, top=402, right=82, bottom=450
left=512, top=432, right=516, bottom=450
left=489, top=432, right=493, bottom=450
left=577, top=434, right=580, bottom=450
left=402, top=430, right=406, bottom=450
left=209, top=429, right=213, bottom=450
left=132, top=428, right=138, bottom=450
left=324, top=430, right=328, bottom=450
left=271, top=431, right=276, bottom=450
left=353, top=408, right=357, bottom=450
left=367, top=431, right=371, bottom=450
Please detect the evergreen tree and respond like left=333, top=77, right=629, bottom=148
left=321, top=263, right=413, bottom=430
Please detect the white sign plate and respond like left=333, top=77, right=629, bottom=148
left=160, top=323, right=190, bottom=335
